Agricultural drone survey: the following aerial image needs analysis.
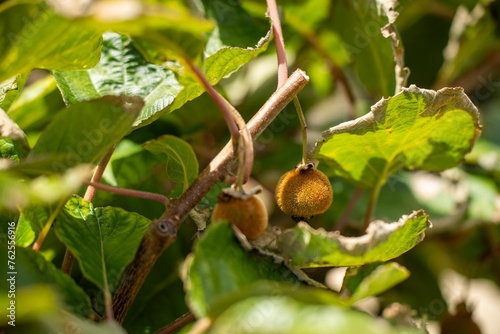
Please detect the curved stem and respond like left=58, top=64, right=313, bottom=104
left=266, top=0, right=288, bottom=87
left=185, top=59, right=253, bottom=186
left=292, top=96, right=308, bottom=164
left=363, top=184, right=382, bottom=230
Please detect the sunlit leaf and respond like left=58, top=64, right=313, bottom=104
left=277, top=210, right=430, bottom=268
left=315, top=85, right=481, bottom=189
left=341, top=262, right=410, bottom=304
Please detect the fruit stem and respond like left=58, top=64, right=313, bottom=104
left=185, top=59, right=254, bottom=188
left=363, top=183, right=382, bottom=230
left=293, top=96, right=308, bottom=164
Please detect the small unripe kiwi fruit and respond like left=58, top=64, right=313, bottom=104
left=275, top=163, right=333, bottom=220
left=211, top=187, right=268, bottom=239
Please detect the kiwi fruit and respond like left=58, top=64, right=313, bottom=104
left=212, top=188, right=268, bottom=239
left=275, top=164, right=333, bottom=220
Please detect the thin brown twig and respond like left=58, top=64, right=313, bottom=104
left=154, top=311, right=195, bottom=334
left=112, top=69, right=309, bottom=323
left=87, top=181, right=169, bottom=204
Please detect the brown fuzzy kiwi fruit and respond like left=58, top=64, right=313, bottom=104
left=212, top=188, right=268, bottom=239
left=275, top=164, right=333, bottom=220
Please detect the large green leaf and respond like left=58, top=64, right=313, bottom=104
left=185, top=222, right=304, bottom=318
left=277, top=210, right=430, bottom=268
left=143, top=135, right=198, bottom=195
left=55, top=196, right=151, bottom=291
left=53, top=32, right=182, bottom=129
left=208, top=295, right=420, bottom=334
left=314, top=85, right=481, bottom=189
left=19, top=95, right=142, bottom=174
left=0, top=245, right=92, bottom=317
left=341, top=262, right=410, bottom=305
left=0, top=0, right=102, bottom=82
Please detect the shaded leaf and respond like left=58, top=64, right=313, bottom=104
left=436, top=4, right=496, bottom=87
left=55, top=196, right=151, bottom=291
left=341, top=262, right=410, bottom=304
left=277, top=210, right=430, bottom=268
left=185, top=222, right=303, bottom=318
left=143, top=135, right=198, bottom=194
left=330, top=0, right=396, bottom=97
left=21, top=95, right=142, bottom=174
left=0, top=245, right=92, bottom=317
left=0, top=0, right=102, bottom=82
left=208, top=295, right=420, bottom=334
left=314, top=85, right=481, bottom=189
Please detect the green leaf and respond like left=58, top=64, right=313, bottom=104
left=21, top=95, right=142, bottom=174
left=330, top=0, right=396, bottom=97
left=209, top=295, right=421, bottom=334
left=277, top=210, right=430, bottom=268
left=185, top=222, right=303, bottom=318
left=55, top=195, right=151, bottom=291
left=341, top=262, right=410, bottom=304
left=314, top=85, right=481, bottom=189
left=0, top=0, right=102, bottom=82
left=7, top=75, right=65, bottom=132
left=53, top=32, right=182, bottom=129
left=16, top=205, right=49, bottom=247
left=201, top=0, right=269, bottom=55
left=0, top=74, right=29, bottom=110
left=143, top=135, right=198, bottom=194
left=0, top=245, right=92, bottom=317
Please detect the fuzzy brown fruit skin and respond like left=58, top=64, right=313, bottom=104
left=212, top=194, right=268, bottom=239
left=275, top=167, right=333, bottom=220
